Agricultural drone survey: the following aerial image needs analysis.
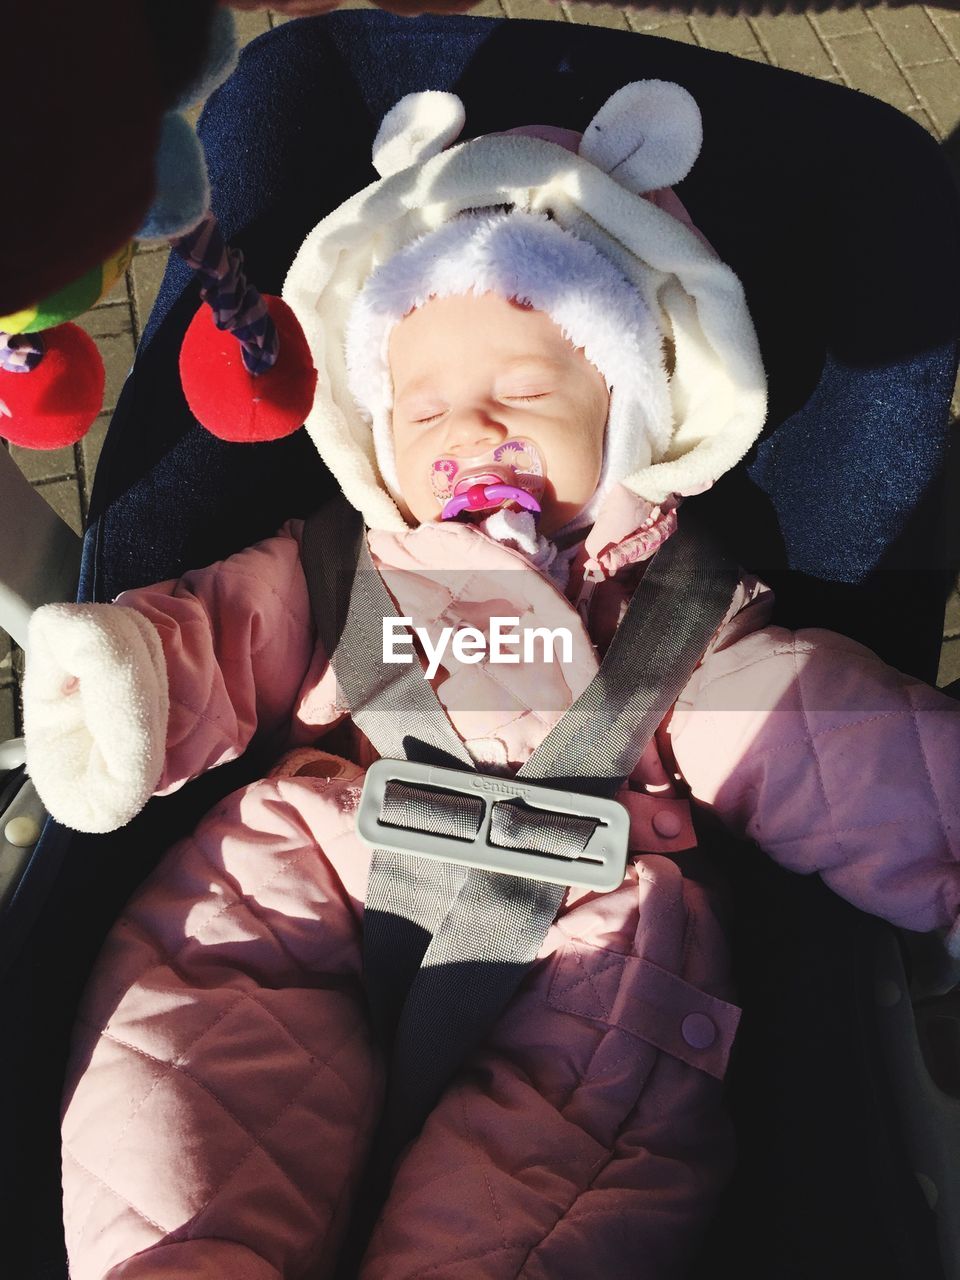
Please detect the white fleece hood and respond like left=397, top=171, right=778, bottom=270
left=283, top=81, right=767, bottom=534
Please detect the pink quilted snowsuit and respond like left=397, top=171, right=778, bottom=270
left=57, top=514, right=960, bottom=1280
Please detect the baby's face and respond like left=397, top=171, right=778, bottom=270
left=388, top=292, right=610, bottom=535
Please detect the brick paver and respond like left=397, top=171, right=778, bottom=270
left=8, top=438, right=76, bottom=490
left=2, top=0, right=959, bottom=730
left=0, top=628, right=11, bottom=683
left=751, top=13, right=838, bottom=77
left=0, top=685, right=16, bottom=743
left=829, top=27, right=922, bottom=108
left=908, top=57, right=960, bottom=133
left=930, top=7, right=960, bottom=58
left=871, top=6, right=951, bottom=65
left=689, top=12, right=763, bottom=54
left=560, top=0, right=630, bottom=29
left=813, top=7, right=873, bottom=38
left=130, top=248, right=170, bottom=344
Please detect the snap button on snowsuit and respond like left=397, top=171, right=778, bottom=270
left=653, top=808, right=683, bottom=839
left=682, top=1012, right=718, bottom=1050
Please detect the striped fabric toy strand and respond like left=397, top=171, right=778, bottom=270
left=172, top=212, right=279, bottom=376
left=0, top=331, right=44, bottom=374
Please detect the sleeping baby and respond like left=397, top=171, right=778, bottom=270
left=22, top=84, right=960, bottom=1279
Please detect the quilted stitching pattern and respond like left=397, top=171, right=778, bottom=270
left=62, top=777, right=383, bottom=1280
left=117, top=525, right=319, bottom=800
left=672, top=626, right=960, bottom=933
left=360, top=863, right=735, bottom=1279
left=547, top=938, right=740, bottom=1080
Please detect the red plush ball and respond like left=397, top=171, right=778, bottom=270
left=179, top=294, right=318, bottom=442
left=0, top=323, right=104, bottom=449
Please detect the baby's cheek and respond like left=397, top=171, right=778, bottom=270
left=558, top=442, right=602, bottom=501
left=396, top=459, right=439, bottom=523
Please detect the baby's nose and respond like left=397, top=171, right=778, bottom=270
left=443, top=405, right=507, bottom=453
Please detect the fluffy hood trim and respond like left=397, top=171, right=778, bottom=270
left=284, top=105, right=766, bottom=534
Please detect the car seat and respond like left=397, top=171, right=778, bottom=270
left=1, top=11, right=959, bottom=1278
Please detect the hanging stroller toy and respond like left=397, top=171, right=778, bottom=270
left=0, top=7, right=317, bottom=451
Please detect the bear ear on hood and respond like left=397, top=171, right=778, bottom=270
left=579, top=81, right=703, bottom=194
left=372, top=91, right=467, bottom=178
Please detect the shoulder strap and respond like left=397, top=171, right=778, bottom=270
left=303, top=497, right=473, bottom=1044
left=303, top=495, right=474, bottom=770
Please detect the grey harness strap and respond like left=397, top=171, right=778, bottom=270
left=302, top=504, right=475, bottom=1044
left=302, top=498, right=738, bottom=1178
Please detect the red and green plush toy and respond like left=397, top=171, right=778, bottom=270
left=0, top=4, right=316, bottom=451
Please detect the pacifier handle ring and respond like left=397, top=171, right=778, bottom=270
left=486, top=483, right=541, bottom=513
left=440, top=481, right=542, bottom=521
left=440, top=492, right=471, bottom=520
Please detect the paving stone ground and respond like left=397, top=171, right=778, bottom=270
left=2, top=2, right=959, bottom=739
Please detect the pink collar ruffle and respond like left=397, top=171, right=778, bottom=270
left=580, top=483, right=681, bottom=582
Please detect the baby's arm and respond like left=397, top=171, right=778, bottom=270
left=667, top=625, right=960, bottom=949
left=23, top=521, right=317, bottom=833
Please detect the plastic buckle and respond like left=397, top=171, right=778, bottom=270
left=357, top=758, right=629, bottom=891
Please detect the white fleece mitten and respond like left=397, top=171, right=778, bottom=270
left=22, top=603, right=169, bottom=833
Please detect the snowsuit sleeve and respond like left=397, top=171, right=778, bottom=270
left=23, top=521, right=318, bottom=833
left=667, top=625, right=960, bottom=950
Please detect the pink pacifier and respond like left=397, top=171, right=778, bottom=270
left=431, top=439, right=546, bottom=521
